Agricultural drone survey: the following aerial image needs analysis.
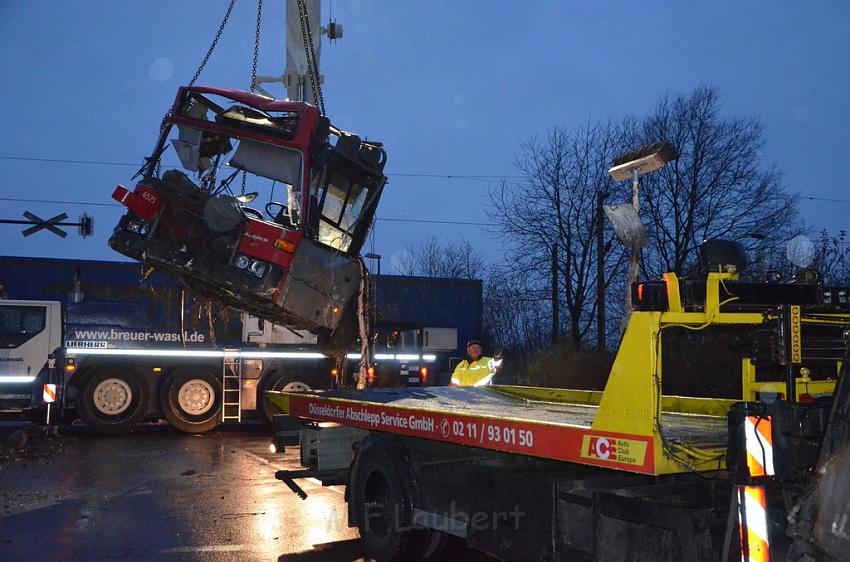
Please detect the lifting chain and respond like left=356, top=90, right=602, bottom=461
left=189, top=0, right=236, bottom=86
left=250, top=0, right=263, bottom=92
left=242, top=0, right=262, bottom=192
left=189, top=0, right=237, bottom=87
left=296, top=0, right=325, bottom=115
left=155, top=0, right=237, bottom=178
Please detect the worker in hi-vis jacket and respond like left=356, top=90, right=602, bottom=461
left=450, top=339, right=502, bottom=386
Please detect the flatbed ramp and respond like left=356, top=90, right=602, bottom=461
left=268, top=385, right=729, bottom=475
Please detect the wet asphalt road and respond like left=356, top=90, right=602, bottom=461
left=0, top=423, right=365, bottom=562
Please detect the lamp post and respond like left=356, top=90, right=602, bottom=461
left=607, top=141, right=678, bottom=318
left=596, top=191, right=609, bottom=350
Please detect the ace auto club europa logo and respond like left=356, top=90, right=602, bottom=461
left=580, top=434, right=648, bottom=467
left=589, top=436, right=616, bottom=460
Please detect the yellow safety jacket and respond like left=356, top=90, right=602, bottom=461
left=450, top=357, right=493, bottom=387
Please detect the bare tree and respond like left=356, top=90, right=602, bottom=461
left=490, top=122, right=632, bottom=346
left=813, top=230, right=850, bottom=285
left=637, top=85, right=798, bottom=277
left=484, top=85, right=803, bottom=357
left=396, top=237, right=486, bottom=280
left=481, top=265, right=551, bottom=352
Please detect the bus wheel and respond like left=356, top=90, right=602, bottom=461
left=160, top=371, right=221, bottom=434
left=258, top=372, right=312, bottom=424
left=78, top=371, right=149, bottom=434
left=349, top=436, right=436, bottom=561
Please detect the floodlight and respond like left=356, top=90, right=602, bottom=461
left=608, top=141, right=678, bottom=182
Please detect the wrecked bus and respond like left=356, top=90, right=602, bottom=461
left=109, top=86, right=387, bottom=344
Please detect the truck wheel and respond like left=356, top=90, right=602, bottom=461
left=160, top=371, right=221, bottom=434
left=77, top=370, right=149, bottom=434
left=350, top=437, right=434, bottom=561
left=258, top=372, right=312, bottom=424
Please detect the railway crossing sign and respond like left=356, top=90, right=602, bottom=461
left=22, top=211, right=69, bottom=237
left=0, top=211, right=93, bottom=238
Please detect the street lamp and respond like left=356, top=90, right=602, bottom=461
left=364, top=252, right=382, bottom=275
left=607, top=141, right=678, bottom=316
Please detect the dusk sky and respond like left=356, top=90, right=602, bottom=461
left=1, top=1, right=848, bottom=273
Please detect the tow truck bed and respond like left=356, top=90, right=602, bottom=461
left=268, top=385, right=729, bottom=475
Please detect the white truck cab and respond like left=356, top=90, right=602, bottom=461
left=0, top=300, right=62, bottom=409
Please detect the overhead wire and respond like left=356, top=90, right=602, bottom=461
left=0, top=157, right=521, bottom=179
left=0, top=197, right=119, bottom=208
left=0, top=155, right=523, bottom=183
left=801, top=196, right=850, bottom=204
left=2, top=160, right=842, bottom=229
left=7, top=156, right=850, bottom=197
left=377, top=217, right=489, bottom=226
left=1, top=155, right=141, bottom=167
left=0, top=157, right=534, bottom=193
left=0, top=196, right=490, bottom=227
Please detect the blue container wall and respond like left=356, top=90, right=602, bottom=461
left=374, top=275, right=483, bottom=357
left=0, top=256, right=241, bottom=348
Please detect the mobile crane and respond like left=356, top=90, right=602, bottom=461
left=267, top=240, right=850, bottom=561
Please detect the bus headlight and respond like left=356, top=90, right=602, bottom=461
left=250, top=260, right=267, bottom=278
left=234, top=255, right=268, bottom=278
left=235, top=254, right=251, bottom=269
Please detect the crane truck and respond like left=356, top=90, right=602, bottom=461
left=266, top=241, right=850, bottom=561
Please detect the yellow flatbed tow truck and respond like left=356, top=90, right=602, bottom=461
left=267, top=242, right=850, bottom=561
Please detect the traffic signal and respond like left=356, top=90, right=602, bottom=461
left=79, top=214, right=93, bottom=238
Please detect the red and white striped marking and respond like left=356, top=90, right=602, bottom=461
left=738, top=485, right=770, bottom=562
left=738, top=415, right=773, bottom=561
left=744, top=416, right=774, bottom=477
left=43, top=383, right=57, bottom=403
